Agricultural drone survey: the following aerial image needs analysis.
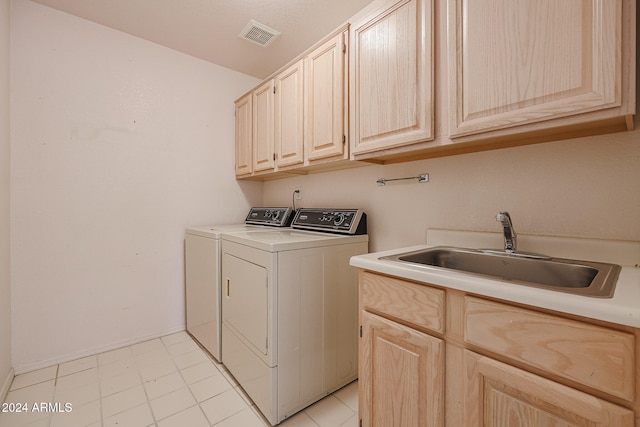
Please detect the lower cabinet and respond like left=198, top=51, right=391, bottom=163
left=359, top=311, right=444, bottom=427
left=358, top=271, right=638, bottom=427
left=463, top=350, right=633, bottom=427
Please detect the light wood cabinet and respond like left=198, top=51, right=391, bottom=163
left=359, top=311, right=444, bottom=427
left=252, top=79, right=275, bottom=172
left=448, top=0, right=635, bottom=140
left=234, top=26, right=350, bottom=178
left=350, top=0, right=434, bottom=155
left=360, top=271, right=445, bottom=333
left=357, top=271, right=639, bottom=426
left=234, top=0, right=635, bottom=178
left=304, top=31, right=348, bottom=162
left=234, top=93, right=252, bottom=177
left=359, top=272, right=444, bottom=427
left=463, top=350, right=634, bottom=427
left=464, top=296, right=635, bottom=401
left=275, top=60, right=304, bottom=168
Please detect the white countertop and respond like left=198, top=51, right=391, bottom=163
left=350, top=230, right=640, bottom=328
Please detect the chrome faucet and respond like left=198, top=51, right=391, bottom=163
left=496, top=211, right=517, bottom=252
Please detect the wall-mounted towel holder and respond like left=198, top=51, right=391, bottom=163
left=376, top=173, right=429, bottom=186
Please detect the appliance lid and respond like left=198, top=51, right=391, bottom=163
left=185, top=224, right=260, bottom=238
left=245, top=207, right=294, bottom=227
left=291, top=208, right=367, bottom=235
left=221, top=229, right=368, bottom=252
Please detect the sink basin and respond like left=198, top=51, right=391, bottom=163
left=380, top=247, right=621, bottom=298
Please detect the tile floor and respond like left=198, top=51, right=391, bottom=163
left=0, top=332, right=358, bottom=427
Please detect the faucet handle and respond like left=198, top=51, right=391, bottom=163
left=496, top=211, right=511, bottom=223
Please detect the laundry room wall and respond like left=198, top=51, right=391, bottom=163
left=10, top=0, right=262, bottom=373
left=263, top=130, right=640, bottom=252
left=1, top=0, right=13, bottom=397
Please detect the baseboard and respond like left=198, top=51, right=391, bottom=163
left=1, top=367, right=14, bottom=402
left=13, top=324, right=186, bottom=375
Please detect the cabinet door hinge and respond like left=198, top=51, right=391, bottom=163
left=273, top=86, right=276, bottom=94
left=343, top=43, right=347, bottom=54
left=359, top=325, right=362, bottom=338
left=343, top=135, right=346, bottom=144
left=273, top=153, right=276, bottom=161
left=359, top=419, right=362, bottom=427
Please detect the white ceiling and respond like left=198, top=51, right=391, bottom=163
left=30, top=0, right=375, bottom=79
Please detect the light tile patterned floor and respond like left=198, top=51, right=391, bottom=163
left=0, top=332, right=358, bottom=427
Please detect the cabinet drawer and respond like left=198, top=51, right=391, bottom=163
left=361, top=271, right=444, bottom=333
left=464, top=297, right=635, bottom=401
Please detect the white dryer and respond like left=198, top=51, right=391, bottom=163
left=185, top=207, right=293, bottom=361
left=221, top=209, right=368, bottom=425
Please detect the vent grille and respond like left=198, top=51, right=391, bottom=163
left=239, top=19, right=281, bottom=47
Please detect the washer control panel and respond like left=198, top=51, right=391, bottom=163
left=292, top=208, right=367, bottom=235
left=245, top=207, right=294, bottom=227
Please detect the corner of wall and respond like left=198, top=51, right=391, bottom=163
left=0, top=368, right=13, bottom=402
left=1, top=0, right=13, bottom=399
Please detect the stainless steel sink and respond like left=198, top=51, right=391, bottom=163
left=380, top=247, right=621, bottom=298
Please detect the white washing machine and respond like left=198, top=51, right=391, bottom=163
left=185, top=207, right=293, bottom=361
left=221, top=209, right=368, bottom=425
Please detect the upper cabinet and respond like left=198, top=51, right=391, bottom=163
left=252, top=79, right=275, bottom=173
left=235, top=0, right=635, bottom=179
left=448, top=0, right=635, bottom=141
left=305, top=31, right=349, bottom=162
left=234, top=93, right=253, bottom=177
left=235, top=26, right=349, bottom=179
left=275, top=60, right=304, bottom=168
left=350, top=0, right=434, bottom=155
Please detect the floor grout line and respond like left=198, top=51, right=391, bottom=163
left=1, top=332, right=358, bottom=427
left=161, top=333, right=209, bottom=426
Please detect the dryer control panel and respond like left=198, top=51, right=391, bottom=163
left=292, top=208, right=367, bottom=235
left=245, top=207, right=294, bottom=227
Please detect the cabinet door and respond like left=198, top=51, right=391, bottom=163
left=448, top=0, right=623, bottom=138
left=275, top=61, right=304, bottom=168
left=305, top=31, right=348, bottom=162
left=234, top=93, right=253, bottom=177
left=253, top=79, right=275, bottom=172
left=351, top=0, right=434, bottom=155
left=359, top=311, right=444, bottom=427
left=463, top=350, right=634, bottom=427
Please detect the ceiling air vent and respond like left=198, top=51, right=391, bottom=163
left=239, top=19, right=281, bottom=47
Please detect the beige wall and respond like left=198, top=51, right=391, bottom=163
left=263, top=123, right=640, bottom=253
left=1, top=0, right=13, bottom=397
left=263, top=0, right=640, bottom=254
left=10, top=0, right=262, bottom=372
